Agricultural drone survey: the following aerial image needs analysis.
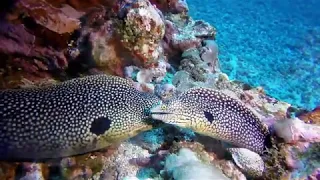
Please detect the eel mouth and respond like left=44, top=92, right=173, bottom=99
left=150, top=110, right=173, bottom=122
left=149, top=103, right=170, bottom=120
left=150, top=106, right=189, bottom=127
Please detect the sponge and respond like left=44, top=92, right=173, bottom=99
left=164, top=148, right=230, bottom=180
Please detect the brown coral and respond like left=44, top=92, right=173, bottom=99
left=0, top=22, right=67, bottom=83
left=298, top=106, right=320, bottom=125
left=88, top=19, right=137, bottom=77
left=16, top=0, right=80, bottom=34
left=117, top=0, right=166, bottom=68
left=6, top=0, right=84, bottom=49
left=0, top=162, right=19, bottom=180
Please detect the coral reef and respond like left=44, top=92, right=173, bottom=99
left=116, top=0, right=165, bottom=68
left=273, top=117, right=320, bottom=144
left=150, top=0, right=189, bottom=14
left=167, top=140, right=247, bottom=180
left=15, top=0, right=81, bottom=35
left=200, top=40, right=220, bottom=73
left=0, top=22, right=68, bottom=75
left=87, top=19, right=131, bottom=76
left=163, top=17, right=216, bottom=54
left=283, top=143, right=320, bottom=180
left=298, top=106, right=320, bottom=125
left=154, top=83, right=176, bottom=101
left=163, top=148, right=229, bottom=180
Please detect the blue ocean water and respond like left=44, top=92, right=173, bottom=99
left=188, top=0, right=320, bottom=110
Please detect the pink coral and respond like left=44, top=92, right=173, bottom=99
left=283, top=146, right=304, bottom=169
left=20, top=163, right=45, bottom=180
left=124, top=62, right=171, bottom=93
left=132, top=81, right=155, bottom=93
left=129, top=150, right=169, bottom=169
left=136, top=60, right=169, bottom=83
left=308, top=168, right=320, bottom=180
left=274, top=117, right=320, bottom=144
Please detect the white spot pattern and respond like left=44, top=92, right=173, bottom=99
left=161, top=87, right=269, bottom=153
left=0, top=74, right=160, bottom=159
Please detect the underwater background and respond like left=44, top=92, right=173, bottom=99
left=188, top=0, right=320, bottom=110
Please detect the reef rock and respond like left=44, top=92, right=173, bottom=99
left=154, top=83, right=176, bottom=101
left=136, top=60, right=169, bottom=83
left=123, top=60, right=171, bottom=93
left=274, top=117, right=320, bottom=144
left=168, top=140, right=247, bottom=180
left=89, top=20, right=130, bottom=76
left=96, top=142, right=152, bottom=179
left=0, top=0, right=86, bottom=84
left=150, top=0, right=189, bottom=14
left=298, top=106, right=320, bottom=125
left=179, top=48, right=210, bottom=81
left=117, top=0, right=166, bottom=68
left=7, top=0, right=85, bottom=50
left=15, top=0, right=81, bottom=35
left=282, top=143, right=320, bottom=180
left=0, top=22, right=68, bottom=74
left=200, top=40, right=220, bottom=73
left=170, top=19, right=216, bottom=52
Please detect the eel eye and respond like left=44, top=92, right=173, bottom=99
left=160, top=105, right=167, bottom=110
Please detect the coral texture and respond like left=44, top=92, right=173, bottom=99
left=117, top=0, right=166, bottom=68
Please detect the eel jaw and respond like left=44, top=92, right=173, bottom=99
left=150, top=106, right=189, bottom=128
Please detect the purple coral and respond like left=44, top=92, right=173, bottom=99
left=169, top=0, right=189, bottom=14
left=273, top=117, right=320, bottom=144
